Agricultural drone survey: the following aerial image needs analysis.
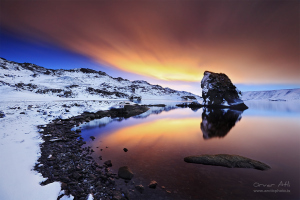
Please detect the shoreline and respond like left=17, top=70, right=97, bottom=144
left=34, top=104, right=149, bottom=200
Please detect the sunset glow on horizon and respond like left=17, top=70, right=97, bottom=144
left=0, top=1, right=299, bottom=92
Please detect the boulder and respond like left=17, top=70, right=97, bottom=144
left=118, top=166, right=134, bottom=180
left=184, top=154, right=270, bottom=170
left=201, top=71, right=248, bottom=110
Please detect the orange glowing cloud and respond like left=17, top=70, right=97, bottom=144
left=1, top=1, right=299, bottom=84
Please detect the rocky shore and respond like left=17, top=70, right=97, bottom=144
left=34, top=105, right=149, bottom=200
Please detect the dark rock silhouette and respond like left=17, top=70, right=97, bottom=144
left=201, top=108, right=243, bottom=139
left=184, top=154, right=271, bottom=170
left=201, top=71, right=248, bottom=110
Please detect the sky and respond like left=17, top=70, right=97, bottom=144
left=0, top=0, right=299, bottom=95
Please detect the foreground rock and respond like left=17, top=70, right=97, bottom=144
left=118, top=166, right=134, bottom=180
left=201, top=71, right=248, bottom=110
left=184, top=154, right=270, bottom=170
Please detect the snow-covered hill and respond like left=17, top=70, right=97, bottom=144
left=0, top=57, right=201, bottom=101
left=242, top=88, right=300, bottom=101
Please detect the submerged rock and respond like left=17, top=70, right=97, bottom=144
left=184, top=154, right=270, bottom=170
left=118, top=166, right=134, bottom=180
left=201, top=71, right=248, bottom=110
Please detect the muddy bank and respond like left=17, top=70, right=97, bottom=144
left=34, top=105, right=149, bottom=200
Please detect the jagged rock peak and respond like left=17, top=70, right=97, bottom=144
left=201, top=71, right=248, bottom=110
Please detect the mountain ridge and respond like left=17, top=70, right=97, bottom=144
left=242, top=88, right=300, bottom=101
left=0, top=57, right=201, bottom=101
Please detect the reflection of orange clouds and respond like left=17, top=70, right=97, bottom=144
left=103, top=118, right=201, bottom=148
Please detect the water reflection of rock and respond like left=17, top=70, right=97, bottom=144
left=79, top=105, right=179, bottom=129
left=201, top=108, right=243, bottom=139
left=133, top=105, right=178, bottom=119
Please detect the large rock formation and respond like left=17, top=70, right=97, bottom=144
left=201, top=71, right=248, bottom=110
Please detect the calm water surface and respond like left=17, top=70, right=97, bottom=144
left=81, top=100, right=300, bottom=200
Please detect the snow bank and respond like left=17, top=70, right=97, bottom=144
left=0, top=99, right=119, bottom=200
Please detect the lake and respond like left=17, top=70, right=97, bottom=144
left=81, top=100, right=300, bottom=200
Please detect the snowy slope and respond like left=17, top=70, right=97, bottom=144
left=0, top=57, right=201, bottom=101
left=242, top=88, right=300, bottom=101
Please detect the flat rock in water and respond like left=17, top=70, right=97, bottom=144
left=184, top=154, right=270, bottom=170
left=118, top=166, right=134, bottom=180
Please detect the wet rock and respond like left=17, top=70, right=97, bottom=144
left=104, top=160, right=112, bottom=167
left=72, top=172, right=82, bottom=180
left=135, top=184, right=145, bottom=193
left=89, top=174, right=96, bottom=180
left=61, top=182, right=68, bottom=190
left=118, top=166, right=134, bottom=180
left=184, top=154, right=271, bottom=170
left=149, top=180, right=158, bottom=189
left=201, top=71, right=248, bottom=110
left=0, top=111, right=5, bottom=118
left=123, top=148, right=128, bottom=152
left=75, top=129, right=81, bottom=133
left=90, top=136, right=95, bottom=140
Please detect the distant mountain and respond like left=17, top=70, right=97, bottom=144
left=242, top=88, right=300, bottom=101
left=0, top=57, right=201, bottom=100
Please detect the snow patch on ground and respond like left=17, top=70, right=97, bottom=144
left=0, top=99, right=121, bottom=200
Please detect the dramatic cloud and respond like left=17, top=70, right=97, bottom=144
left=1, top=1, right=299, bottom=84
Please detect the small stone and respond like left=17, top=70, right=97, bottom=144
left=112, top=191, right=125, bottom=200
left=89, top=174, right=96, bottom=179
left=104, top=160, right=112, bottom=167
left=90, top=136, right=95, bottom=140
left=123, top=148, right=128, bottom=152
left=75, top=129, right=81, bottom=133
left=118, top=166, right=134, bottom=180
left=135, top=185, right=144, bottom=193
left=20, top=112, right=25, bottom=114
left=148, top=180, right=158, bottom=189
left=61, top=182, right=68, bottom=190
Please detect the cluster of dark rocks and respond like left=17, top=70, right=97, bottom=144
left=34, top=105, right=149, bottom=200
